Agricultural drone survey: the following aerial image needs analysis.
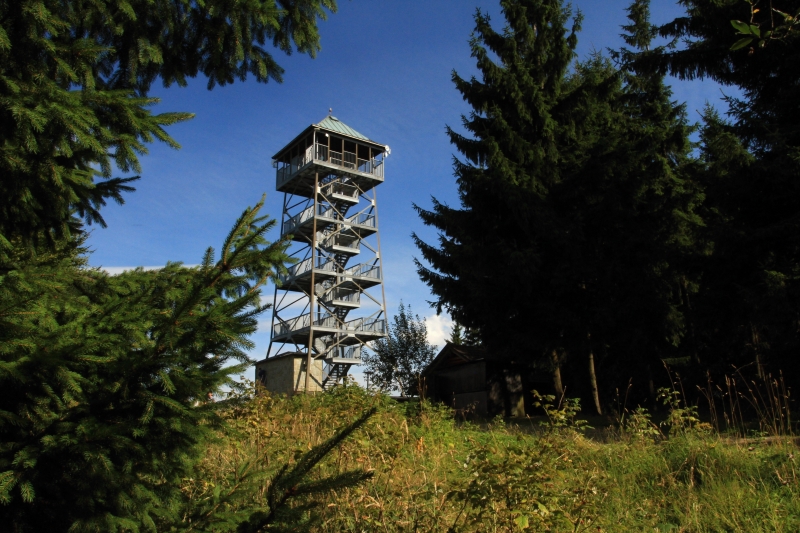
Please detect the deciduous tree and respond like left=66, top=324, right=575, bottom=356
left=362, top=303, right=437, bottom=397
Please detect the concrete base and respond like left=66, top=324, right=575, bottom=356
left=255, top=352, right=324, bottom=395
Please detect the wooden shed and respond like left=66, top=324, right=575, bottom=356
left=419, top=343, right=537, bottom=418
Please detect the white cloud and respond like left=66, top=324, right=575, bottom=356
left=101, top=265, right=164, bottom=275
left=100, top=264, right=199, bottom=275
left=424, top=312, right=452, bottom=352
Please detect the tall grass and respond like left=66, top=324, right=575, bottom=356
left=697, top=368, right=794, bottom=438
left=183, top=382, right=800, bottom=532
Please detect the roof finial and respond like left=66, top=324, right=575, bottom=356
left=328, top=107, right=332, bottom=115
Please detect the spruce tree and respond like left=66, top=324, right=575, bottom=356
left=0, top=2, right=339, bottom=529
left=413, top=0, right=584, bottom=381
left=0, top=198, right=292, bottom=532
left=414, top=0, right=702, bottom=410
left=449, top=322, right=464, bottom=345
left=0, top=0, right=337, bottom=245
left=630, top=0, right=800, bottom=379
left=577, top=0, right=704, bottom=402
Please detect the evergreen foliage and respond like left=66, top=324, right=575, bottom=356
left=0, top=0, right=341, bottom=529
left=628, top=0, right=800, bottom=380
left=448, top=322, right=464, bottom=345
left=0, top=0, right=337, bottom=245
left=464, top=326, right=482, bottom=347
left=235, top=408, right=375, bottom=533
left=413, top=0, right=702, bottom=406
left=0, top=198, right=292, bottom=531
left=362, top=303, right=437, bottom=397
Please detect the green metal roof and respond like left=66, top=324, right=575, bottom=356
left=272, top=116, right=385, bottom=160
left=315, top=115, right=373, bottom=142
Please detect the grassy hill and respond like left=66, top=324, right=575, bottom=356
left=184, top=385, right=799, bottom=532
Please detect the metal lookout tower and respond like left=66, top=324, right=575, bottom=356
left=258, top=116, right=389, bottom=393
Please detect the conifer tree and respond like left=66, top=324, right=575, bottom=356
left=413, top=0, right=584, bottom=382
left=0, top=0, right=337, bottom=245
left=0, top=1, right=341, bottom=530
left=629, top=0, right=800, bottom=380
left=464, top=327, right=483, bottom=347
left=449, top=322, right=465, bottom=345
left=0, top=198, right=292, bottom=532
left=414, top=0, right=702, bottom=410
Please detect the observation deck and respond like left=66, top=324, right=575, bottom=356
left=272, top=116, right=388, bottom=198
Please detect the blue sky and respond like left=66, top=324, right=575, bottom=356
left=88, top=0, right=734, bottom=369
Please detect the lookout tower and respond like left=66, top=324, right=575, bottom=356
left=257, top=116, right=389, bottom=393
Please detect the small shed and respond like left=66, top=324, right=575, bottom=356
left=420, top=342, right=529, bottom=417
left=254, top=352, right=324, bottom=395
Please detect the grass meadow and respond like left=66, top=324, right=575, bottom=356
left=183, top=382, right=800, bottom=532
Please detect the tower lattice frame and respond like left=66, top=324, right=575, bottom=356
left=266, top=116, right=389, bottom=391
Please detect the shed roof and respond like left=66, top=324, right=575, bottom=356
left=421, top=342, right=487, bottom=377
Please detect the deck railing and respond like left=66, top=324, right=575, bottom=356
left=345, top=263, right=381, bottom=279
left=321, top=181, right=359, bottom=203
left=326, top=345, right=361, bottom=361
left=278, top=259, right=380, bottom=285
left=277, top=143, right=385, bottom=188
left=347, top=211, right=376, bottom=228
left=277, top=257, right=337, bottom=284
left=282, top=204, right=335, bottom=236
left=273, top=312, right=342, bottom=337
left=321, top=234, right=359, bottom=252
left=281, top=208, right=376, bottom=239
left=347, top=317, right=386, bottom=334
left=321, top=288, right=360, bottom=306
left=273, top=312, right=384, bottom=337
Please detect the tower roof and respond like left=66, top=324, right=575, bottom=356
left=271, top=115, right=386, bottom=160
left=315, top=115, right=373, bottom=142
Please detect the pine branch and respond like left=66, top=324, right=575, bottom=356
left=237, top=408, right=376, bottom=533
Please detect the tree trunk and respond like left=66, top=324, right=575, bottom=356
left=751, top=322, right=765, bottom=380
left=647, top=364, right=656, bottom=401
left=551, top=349, right=564, bottom=397
left=682, top=277, right=701, bottom=366
left=588, top=348, right=603, bottom=415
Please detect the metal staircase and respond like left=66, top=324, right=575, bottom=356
left=266, top=115, right=389, bottom=392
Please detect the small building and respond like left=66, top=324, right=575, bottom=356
left=420, top=342, right=545, bottom=418
left=254, top=352, right=324, bottom=395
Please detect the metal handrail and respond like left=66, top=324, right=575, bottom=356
left=274, top=313, right=385, bottom=337
left=322, top=181, right=358, bottom=201
left=327, top=345, right=361, bottom=361
left=282, top=204, right=336, bottom=236
left=277, top=145, right=315, bottom=188
left=321, top=234, right=359, bottom=251
left=273, top=312, right=341, bottom=336
left=345, top=263, right=381, bottom=279
left=347, top=317, right=386, bottom=334
left=347, top=212, right=376, bottom=228
left=277, top=257, right=337, bottom=283
left=277, top=142, right=385, bottom=186
left=322, top=289, right=360, bottom=305
left=282, top=207, right=374, bottom=237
